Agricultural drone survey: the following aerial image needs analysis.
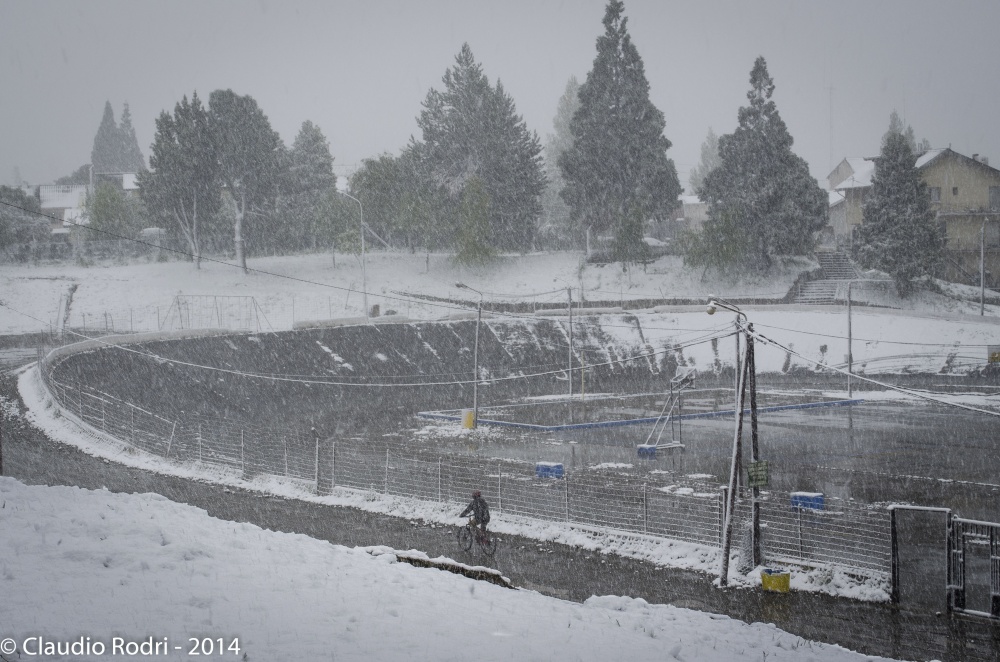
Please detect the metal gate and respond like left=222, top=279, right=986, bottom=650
left=949, top=517, right=1000, bottom=618
left=891, top=506, right=1000, bottom=619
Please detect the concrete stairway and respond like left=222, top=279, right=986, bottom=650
left=792, top=251, right=859, bottom=305
left=815, top=251, right=859, bottom=280
left=795, top=280, right=842, bottom=305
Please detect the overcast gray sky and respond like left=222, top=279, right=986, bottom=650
left=2, top=0, right=998, bottom=190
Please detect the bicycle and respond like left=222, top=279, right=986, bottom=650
left=457, top=517, right=497, bottom=556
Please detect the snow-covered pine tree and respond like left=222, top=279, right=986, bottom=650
left=208, top=89, right=284, bottom=272
left=118, top=103, right=146, bottom=173
left=414, top=43, right=544, bottom=256
left=454, top=176, right=495, bottom=266
left=539, top=77, right=580, bottom=250
left=688, top=128, right=720, bottom=195
left=559, top=0, right=681, bottom=267
left=854, top=127, right=943, bottom=296
left=137, top=92, right=223, bottom=269
left=91, top=101, right=121, bottom=174
left=279, top=120, right=335, bottom=251
left=693, top=56, right=826, bottom=273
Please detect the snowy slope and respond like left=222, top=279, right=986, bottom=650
left=0, top=476, right=903, bottom=662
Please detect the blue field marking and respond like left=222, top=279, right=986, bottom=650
left=417, top=398, right=866, bottom=432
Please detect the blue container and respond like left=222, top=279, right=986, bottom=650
left=637, top=444, right=657, bottom=458
left=791, top=492, right=824, bottom=511
left=535, top=462, right=564, bottom=479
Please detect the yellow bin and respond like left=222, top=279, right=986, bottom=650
left=761, top=568, right=790, bottom=593
left=461, top=409, right=476, bottom=429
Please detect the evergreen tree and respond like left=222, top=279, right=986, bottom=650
left=454, top=176, right=495, bottom=266
left=0, top=185, right=48, bottom=250
left=854, top=127, right=943, bottom=296
left=278, top=120, right=336, bottom=251
left=91, top=101, right=121, bottom=174
left=208, top=89, right=284, bottom=272
left=85, top=180, right=146, bottom=239
left=559, top=1, right=681, bottom=265
left=118, top=103, right=146, bottom=172
left=688, top=127, right=720, bottom=195
left=539, top=76, right=580, bottom=249
left=137, top=92, right=223, bottom=268
left=56, top=164, right=92, bottom=185
left=884, top=110, right=931, bottom=154
left=692, top=56, right=826, bottom=273
left=413, top=43, right=544, bottom=253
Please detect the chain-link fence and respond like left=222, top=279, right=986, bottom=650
left=732, top=490, right=891, bottom=574
left=39, top=353, right=890, bottom=576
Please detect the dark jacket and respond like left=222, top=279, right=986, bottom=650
left=460, top=495, right=490, bottom=524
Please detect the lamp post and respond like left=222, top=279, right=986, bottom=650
left=844, top=279, right=891, bottom=397
left=456, top=283, right=483, bottom=429
left=982, top=220, right=988, bottom=317
left=707, top=297, right=760, bottom=585
left=567, top=286, right=573, bottom=400
left=337, top=191, right=368, bottom=318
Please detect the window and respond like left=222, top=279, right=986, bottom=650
left=952, top=187, right=959, bottom=196
left=929, top=187, right=941, bottom=202
left=990, top=186, right=1000, bottom=210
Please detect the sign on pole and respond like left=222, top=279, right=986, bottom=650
left=747, top=460, right=769, bottom=488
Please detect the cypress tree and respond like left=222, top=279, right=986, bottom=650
left=693, top=56, right=826, bottom=273
left=854, top=129, right=943, bottom=296
left=91, top=101, right=121, bottom=174
left=559, top=0, right=681, bottom=265
left=118, top=103, right=146, bottom=172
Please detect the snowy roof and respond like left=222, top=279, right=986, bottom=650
left=833, top=160, right=875, bottom=190
left=828, top=190, right=845, bottom=207
left=834, top=149, right=963, bottom=192
left=122, top=173, right=139, bottom=190
left=914, top=148, right=947, bottom=169
left=38, top=184, right=88, bottom=209
left=679, top=194, right=705, bottom=205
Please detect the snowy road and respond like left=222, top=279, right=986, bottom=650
left=2, top=373, right=998, bottom=661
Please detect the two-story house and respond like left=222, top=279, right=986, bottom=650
left=828, top=148, right=1000, bottom=285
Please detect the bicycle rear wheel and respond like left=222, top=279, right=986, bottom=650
left=479, top=533, right=497, bottom=557
left=457, top=525, right=474, bottom=552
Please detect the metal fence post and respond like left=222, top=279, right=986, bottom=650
left=643, top=483, right=648, bottom=534
left=330, top=440, right=336, bottom=488
left=313, top=428, right=319, bottom=494
left=130, top=407, right=135, bottom=445
left=240, top=430, right=245, bottom=476
left=497, top=462, right=502, bottom=513
left=198, top=423, right=202, bottom=464
left=890, top=507, right=899, bottom=604
left=798, top=507, right=804, bottom=560
left=283, top=436, right=289, bottom=477
left=565, top=476, right=570, bottom=523
left=719, top=487, right=728, bottom=546
left=438, top=459, right=442, bottom=502
left=384, top=447, right=389, bottom=494
left=101, top=401, right=106, bottom=432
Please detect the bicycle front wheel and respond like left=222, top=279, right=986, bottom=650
left=458, top=525, right=474, bottom=552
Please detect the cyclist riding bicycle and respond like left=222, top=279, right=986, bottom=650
left=460, top=490, right=490, bottom=534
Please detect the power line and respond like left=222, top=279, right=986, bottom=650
left=6, top=299, right=732, bottom=388
left=749, top=325, right=1000, bottom=418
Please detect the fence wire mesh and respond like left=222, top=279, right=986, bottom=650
left=40, top=357, right=890, bottom=576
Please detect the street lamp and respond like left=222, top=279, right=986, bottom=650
left=706, top=297, right=761, bottom=586
left=843, top=279, right=890, bottom=397
left=337, top=191, right=368, bottom=318
left=456, top=283, right=483, bottom=429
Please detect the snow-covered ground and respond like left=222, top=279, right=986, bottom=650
left=0, top=250, right=814, bottom=335
left=0, top=474, right=906, bottom=661
left=3, top=251, right=998, bottom=661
